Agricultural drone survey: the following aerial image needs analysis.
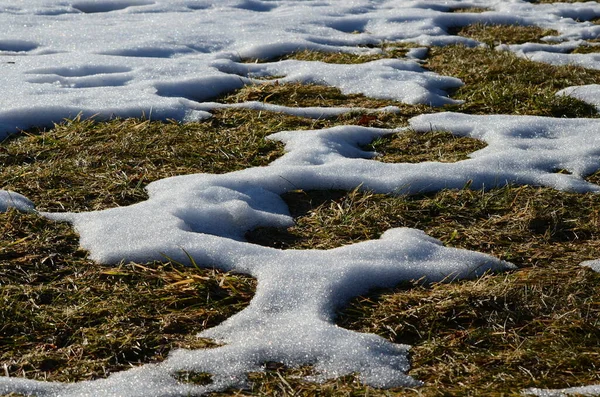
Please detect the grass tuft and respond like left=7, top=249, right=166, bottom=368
left=426, top=45, right=600, bottom=117
left=365, top=129, right=486, bottom=164
left=450, top=23, right=559, bottom=46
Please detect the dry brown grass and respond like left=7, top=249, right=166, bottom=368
left=426, top=45, right=600, bottom=117
left=450, top=23, right=559, bottom=46
left=1, top=211, right=254, bottom=383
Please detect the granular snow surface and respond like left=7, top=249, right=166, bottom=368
left=3, top=1, right=600, bottom=396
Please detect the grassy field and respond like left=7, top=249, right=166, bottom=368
left=2, top=18, right=600, bottom=397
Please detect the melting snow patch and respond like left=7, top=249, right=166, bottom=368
left=2, top=0, right=600, bottom=137
left=557, top=84, right=600, bottom=111
left=190, top=100, right=401, bottom=119
left=213, top=58, right=464, bottom=106
left=0, top=190, right=35, bottom=213
left=525, top=384, right=600, bottom=397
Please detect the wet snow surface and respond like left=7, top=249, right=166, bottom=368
left=2, top=0, right=600, bottom=396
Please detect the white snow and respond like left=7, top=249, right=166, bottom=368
left=3, top=0, right=600, bottom=137
left=191, top=100, right=402, bottom=119
left=581, top=259, right=600, bottom=273
left=3, top=0, right=600, bottom=396
left=0, top=190, right=35, bottom=213
left=525, top=385, right=600, bottom=397
left=557, top=84, right=600, bottom=112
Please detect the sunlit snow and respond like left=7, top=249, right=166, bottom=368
left=3, top=0, right=600, bottom=396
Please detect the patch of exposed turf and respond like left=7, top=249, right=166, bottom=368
left=275, top=49, right=389, bottom=64
left=247, top=184, right=600, bottom=395
left=449, top=23, right=559, bottom=46
left=340, top=265, right=600, bottom=396
left=218, top=81, right=429, bottom=127
left=247, top=44, right=419, bottom=64
left=220, top=81, right=388, bottom=108
left=248, top=185, right=600, bottom=259
left=0, top=110, right=292, bottom=212
left=571, top=43, right=600, bottom=54
left=449, top=7, right=492, bottom=13
left=426, top=45, right=600, bottom=117
left=365, top=129, right=487, bottom=164
left=0, top=211, right=255, bottom=383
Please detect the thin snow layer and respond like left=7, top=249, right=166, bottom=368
left=191, top=100, right=401, bottom=120
left=3, top=0, right=600, bottom=137
left=410, top=113, right=600, bottom=193
left=525, top=385, right=600, bottom=397
left=0, top=190, right=35, bottom=213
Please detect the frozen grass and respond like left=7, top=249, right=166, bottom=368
left=3, top=23, right=600, bottom=397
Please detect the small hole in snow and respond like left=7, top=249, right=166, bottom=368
left=265, top=361, right=287, bottom=372
left=552, top=168, right=572, bottom=175
left=365, top=129, right=487, bottom=164
left=173, top=370, right=213, bottom=385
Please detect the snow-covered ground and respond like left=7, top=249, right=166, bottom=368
left=3, top=1, right=600, bottom=396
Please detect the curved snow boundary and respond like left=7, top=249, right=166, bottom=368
left=0, top=190, right=35, bottom=213
left=0, top=228, right=512, bottom=397
left=525, top=384, right=600, bottom=397
left=557, top=84, right=600, bottom=112
left=7, top=112, right=600, bottom=394
left=5, top=0, right=600, bottom=138
left=188, top=100, right=401, bottom=120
